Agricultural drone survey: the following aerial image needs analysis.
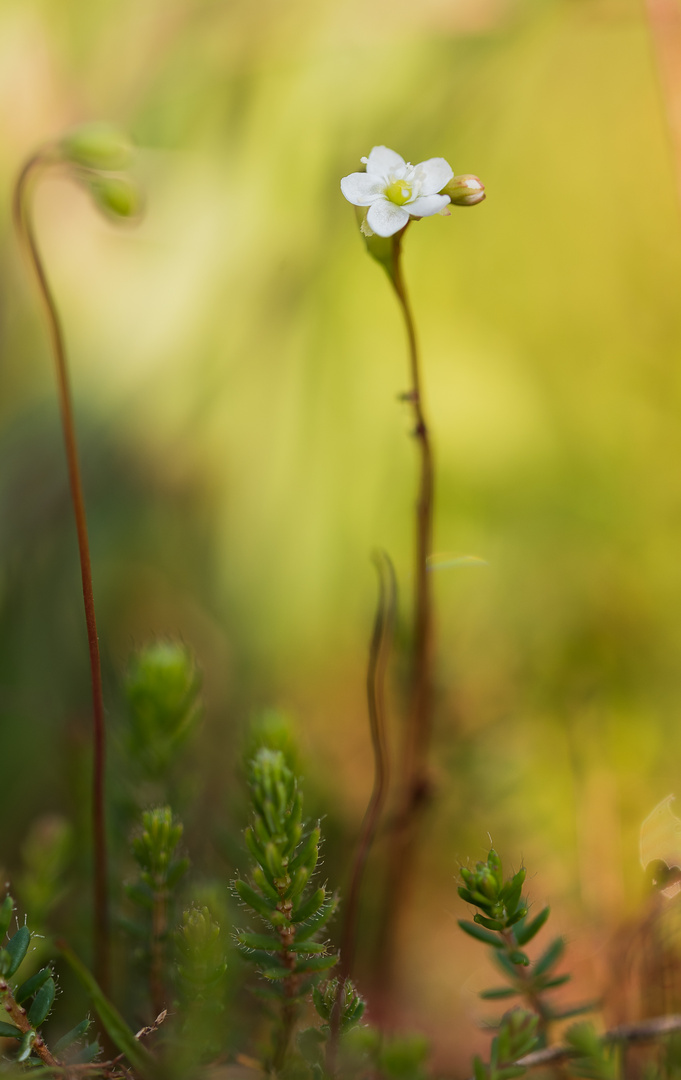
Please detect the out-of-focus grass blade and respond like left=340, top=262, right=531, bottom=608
left=57, top=940, right=156, bottom=1078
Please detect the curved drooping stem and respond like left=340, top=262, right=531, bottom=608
left=372, top=227, right=435, bottom=1015
left=13, top=152, right=109, bottom=993
left=327, top=551, right=396, bottom=1072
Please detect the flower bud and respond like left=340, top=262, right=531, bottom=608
left=59, top=122, right=132, bottom=171
left=441, top=174, right=485, bottom=207
left=87, top=175, right=142, bottom=220
left=476, top=867, right=498, bottom=900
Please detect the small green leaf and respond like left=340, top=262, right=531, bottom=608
left=501, top=869, right=526, bottom=915
left=0, top=1021, right=21, bottom=1038
left=252, top=867, right=281, bottom=902
left=474, top=914, right=505, bottom=932
left=294, top=952, right=338, bottom=974
left=5, top=926, right=30, bottom=976
left=288, top=827, right=321, bottom=875
left=494, top=951, right=520, bottom=979
left=533, top=937, right=564, bottom=977
left=125, top=883, right=154, bottom=910
left=473, top=1055, right=487, bottom=1080
left=244, top=827, right=267, bottom=868
left=166, top=858, right=189, bottom=890
left=234, top=879, right=285, bottom=924
left=295, top=896, right=337, bottom=940
left=539, top=973, right=571, bottom=990
left=16, top=967, right=51, bottom=1004
left=262, top=964, right=292, bottom=980
left=479, top=987, right=519, bottom=1000
left=53, top=1018, right=91, bottom=1055
left=290, top=940, right=327, bottom=954
left=292, top=887, right=326, bottom=923
left=285, top=865, right=310, bottom=900
left=17, top=1030, right=35, bottom=1062
left=298, top=1026, right=325, bottom=1065
left=508, top=950, right=529, bottom=966
left=514, top=906, right=550, bottom=946
left=458, top=920, right=503, bottom=948
left=28, top=977, right=55, bottom=1027
left=264, top=843, right=285, bottom=880
left=236, top=931, right=281, bottom=951
left=73, top=1041, right=101, bottom=1064
left=458, top=886, right=478, bottom=905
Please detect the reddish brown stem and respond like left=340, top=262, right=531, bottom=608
left=0, top=976, right=59, bottom=1067
left=372, top=230, right=435, bottom=1017
left=272, top=903, right=299, bottom=1072
left=149, top=886, right=167, bottom=1018
left=327, top=551, right=395, bottom=1072
left=13, top=152, right=109, bottom=993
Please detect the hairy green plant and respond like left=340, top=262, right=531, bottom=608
left=126, top=807, right=189, bottom=1016
left=125, top=642, right=202, bottom=782
left=563, top=1023, right=619, bottom=1080
left=472, top=1009, right=539, bottom=1080
left=458, top=848, right=596, bottom=1044
left=173, top=905, right=228, bottom=1073
left=233, top=747, right=339, bottom=1071
left=0, top=895, right=98, bottom=1072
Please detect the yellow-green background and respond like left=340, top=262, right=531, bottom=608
left=0, top=0, right=678, bottom=1066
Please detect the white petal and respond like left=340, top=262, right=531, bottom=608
left=409, top=193, right=451, bottom=219
left=416, top=157, right=454, bottom=196
left=340, top=172, right=384, bottom=206
left=364, top=146, right=406, bottom=177
left=367, top=199, right=410, bottom=237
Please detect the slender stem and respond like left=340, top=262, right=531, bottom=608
left=326, top=551, right=396, bottom=1072
left=272, top=897, right=299, bottom=1072
left=12, top=153, right=109, bottom=993
left=391, top=231, right=435, bottom=803
left=149, top=885, right=167, bottom=1018
left=371, top=230, right=435, bottom=1016
left=0, top=976, right=59, bottom=1068
left=500, top=930, right=552, bottom=1040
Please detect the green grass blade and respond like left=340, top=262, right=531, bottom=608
left=57, top=940, right=156, bottom=1078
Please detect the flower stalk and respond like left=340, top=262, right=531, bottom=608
left=340, top=146, right=485, bottom=1017
left=12, top=126, right=139, bottom=994
left=370, top=225, right=436, bottom=1014
left=327, top=551, right=395, bottom=1072
left=13, top=148, right=109, bottom=993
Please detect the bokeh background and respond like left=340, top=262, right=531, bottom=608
left=1, top=0, right=681, bottom=1069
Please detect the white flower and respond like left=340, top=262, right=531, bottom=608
left=340, top=146, right=454, bottom=238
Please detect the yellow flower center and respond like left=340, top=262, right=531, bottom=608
left=385, top=179, right=412, bottom=206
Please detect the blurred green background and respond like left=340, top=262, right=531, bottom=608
left=1, top=0, right=680, bottom=1067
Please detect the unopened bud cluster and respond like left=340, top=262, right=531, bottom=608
left=472, top=1009, right=539, bottom=1080
left=459, top=848, right=527, bottom=932
left=176, top=906, right=226, bottom=995
left=57, top=122, right=141, bottom=220
left=131, top=807, right=189, bottom=896
left=234, top=748, right=338, bottom=998
left=313, top=977, right=365, bottom=1034
left=126, top=641, right=201, bottom=778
